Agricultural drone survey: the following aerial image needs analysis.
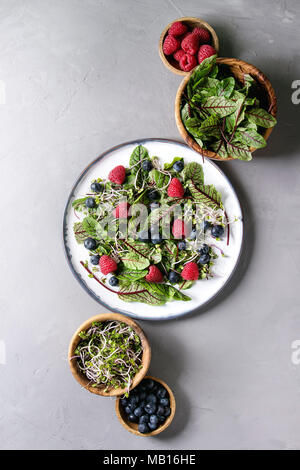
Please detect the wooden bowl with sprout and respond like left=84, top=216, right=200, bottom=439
left=115, top=375, right=176, bottom=436
left=68, top=313, right=151, bottom=397
left=159, top=17, right=219, bottom=76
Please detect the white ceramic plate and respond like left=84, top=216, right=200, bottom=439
left=63, top=139, right=243, bottom=320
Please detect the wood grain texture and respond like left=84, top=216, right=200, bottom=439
left=158, top=17, right=219, bottom=76
left=175, top=57, right=277, bottom=161
left=68, top=313, right=151, bottom=397
left=115, top=375, right=176, bottom=436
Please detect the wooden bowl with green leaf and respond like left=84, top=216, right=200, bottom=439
left=175, top=56, right=277, bottom=161
left=68, top=313, right=151, bottom=397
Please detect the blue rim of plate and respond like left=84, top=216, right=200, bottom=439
left=62, top=138, right=244, bottom=321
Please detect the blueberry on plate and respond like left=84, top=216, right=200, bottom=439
left=128, top=413, right=138, bottom=423
left=90, top=254, right=100, bottom=265
left=160, top=397, right=169, bottom=407
left=164, top=407, right=171, bottom=417
left=202, top=220, right=211, bottom=232
left=156, top=405, right=165, bottom=416
left=151, top=233, right=163, bottom=244
left=148, top=190, right=160, bottom=201
left=134, top=406, right=144, bottom=417
left=198, top=253, right=210, bottom=265
left=138, top=423, right=150, bottom=434
left=149, top=414, right=159, bottom=426
left=211, top=225, right=224, bottom=238
left=198, top=244, right=209, bottom=255
left=178, top=240, right=186, bottom=250
left=142, top=160, right=152, bottom=171
left=139, top=414, right=149, bottom=424
left=90, top=182, right=102, bottom=192
left=84, top=237, right=97, bottom=250
left=109, top=276, right=119, bottom=286
left=168, top=271, right=180, bottom=284
left=145, top=403, right=157, bottom=415
left=138, top=230, right=150, bottom=243
left=85, top=197, right=96, bottom=208
left=173, top=160, right=184, bottom=172
left=146, top=393, right=157, bottom=404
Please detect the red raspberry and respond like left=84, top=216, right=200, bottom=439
left=192, top=27, right=211, bottom=44
left=179, top=53, right=197, bottom=72
left=99, top=255, right=117, bottom=275
left=145, top=265, right=163, bottom=283
left=181, top=33, right=200, bottom=55
left=163, top=35, right=180, bottom=55
left=108, top=165, right=126, bottom=185
left=198, top=44, right=217, bottom=64
left=167, top=177, right=185, bottom=198
left=168, top=21, right=188, bottom=37
left=173, top=49, right=185, bottom=62
left=172, top=219, right=188, bottom=238
left=181, top=262, right=199, bottom=281
left=113, top=201, right=130, bottom=218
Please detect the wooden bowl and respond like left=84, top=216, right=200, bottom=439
left=175, top=57, right=277, bottom=161
left=115, top=375, right=176, bottom=436
left=68, top=313, right=151, bottom=397
left=159, top=17, right=219, bottom=76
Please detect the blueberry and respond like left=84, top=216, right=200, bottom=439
left=149, top=414, right=159, bottom=426
left=146, top=394, right=157, bottom=404
left=84, top=237, right=97, bottom=250
left=140, top=400, right=146, bottom=408
left=90, top=182, right=102, bottom=192
left=198, top=253, right=210, bottom=265
left=150, top=202, right=159, bottom=211
left=138, top=230, right=150, bottom=243
left=198, top=244, right=209, bottom=255
left=148, top=190, right=160, bottom=201
left=134, top=406, right=143, bottom=417
left=168, top=271, right=180, bottom=284
left=109, top=276, right=119, bottom=286
left=156, top=387, right=167, bottom=399
left=145, top=403, right=157, bottom=415
left=139, top=414, right=149, bottom=424
left=173, top=160, right=184, bottom=172
left=189, top=228, right=197, bottom=240
left=125, top=405, right=132, bottom=415
left=178, top=240, right=186, bottom=250
left=85, top=197, right=96, bottom=208
left=160, top=397, right=169, bottom=407
left=90, top=254, right=100, bottom=265
left=145, top=379, right=155, bottom=390
left=138, top=423, right=150, bottom=434
left=151, top=233, right=163, bottom=244
left=202, top=220, right=211, bottom=232
left=158, top=414, right=166, bottom=423
left=128, top=395, right=139, bottom=407
left=142, top=160, right=152, bottom=171
left=120, top=398, right=128, bottom=407
left=148, top=422, right=158, bottom=431
left=156, top=405, right=165, bottom=416
left=128, top=413, right=138, bottom=423
left=211, top=225, right=224, bottom=238
left=164, top=407, right=171, bottom=417
left=139, top=391, right=146, bottom=400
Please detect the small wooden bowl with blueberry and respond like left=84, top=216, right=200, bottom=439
left=115, top=376, right=176, bottom=436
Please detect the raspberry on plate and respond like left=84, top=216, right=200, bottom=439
left=181, top=33, right=200, bottom=55
left=198, top=44, right=217, bottom=63
left=173, top=49, right=185, bottom=62
left=167, top=177, right=185, bottom=198
left=163, top=35, right=180, bottom=55
left=181, top=262, right=199, bottom=281
left=99, top=255, right=118, bottom=275
left=192, top=27, right=211, bottom=44
left=179, top=53, right=197, bottom=72
left=145, top=265, right=163, bottom=283
left=168, top=21, right=188, bottom=37
left=108, top=165, right=126, bottom=185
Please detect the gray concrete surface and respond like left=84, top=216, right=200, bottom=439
left=0, top=0, right=300, bottom=450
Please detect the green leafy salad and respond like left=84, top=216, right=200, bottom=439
left=72, top=145, right=231, bottom=306
left=181, top=55, right=277, bottom=161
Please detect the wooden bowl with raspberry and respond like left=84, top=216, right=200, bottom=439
left=159, top=17, right=219, bottom=76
